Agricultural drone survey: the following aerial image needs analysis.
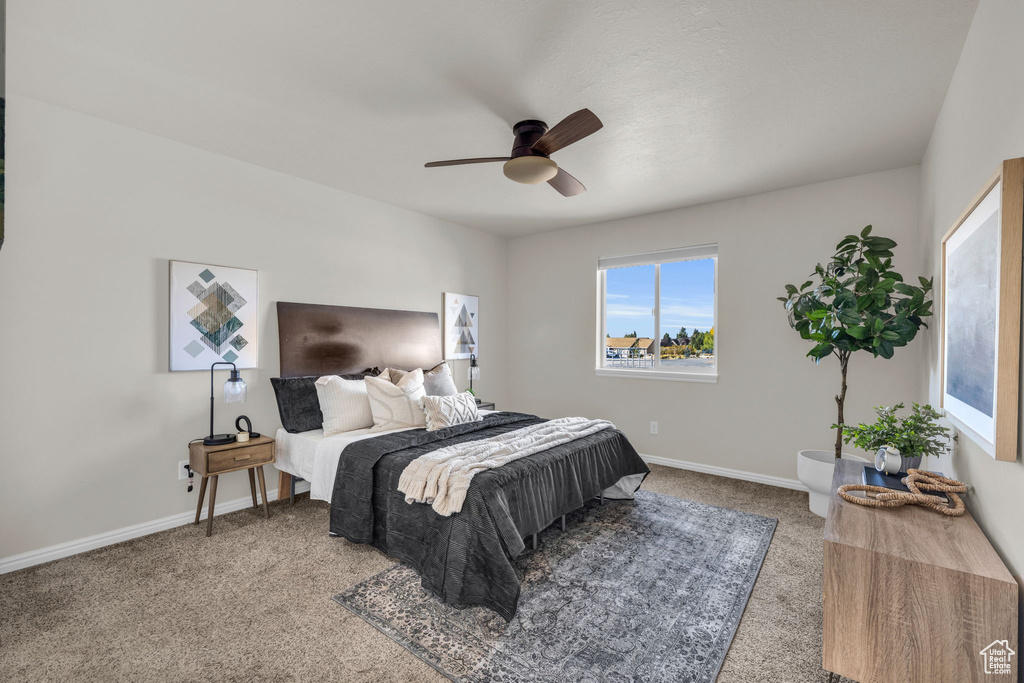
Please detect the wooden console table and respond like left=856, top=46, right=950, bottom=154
left=823, top=460, right=1017, bottom=682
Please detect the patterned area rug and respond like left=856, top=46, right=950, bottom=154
left=334, top=490, right=777, bottom=682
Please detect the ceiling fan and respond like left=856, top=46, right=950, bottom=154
left=424, top=109, right=603, bottom=197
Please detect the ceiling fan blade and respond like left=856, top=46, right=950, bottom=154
left=548, top=168, right=586, bottom=197
left=424, top=157, right=510, bottom=168
left=532, top=109, right=603, bottom=156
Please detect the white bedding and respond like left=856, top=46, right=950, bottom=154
left=275, top=410, right=494, bottom=502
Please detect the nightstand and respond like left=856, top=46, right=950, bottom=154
left=476, top=400, right=495, bottom=410
left=189, top=436, right=275, bottom=536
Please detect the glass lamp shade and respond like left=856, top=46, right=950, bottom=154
left=468, top=365, right=481, bottom=381
left=224, top=373, right=247, bottom=403
left=502, top=156, right=558, bottom=184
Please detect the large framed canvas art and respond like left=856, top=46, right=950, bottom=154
left=443, top=292, right=479, bottom=360
left=941, top=158, right=1023, bottom=462
left=169, top=260, right=259, bottom=371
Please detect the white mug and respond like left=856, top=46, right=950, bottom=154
left=874, top=444, right=902, bottom=474
left=236, top=432, right=250, bottom=443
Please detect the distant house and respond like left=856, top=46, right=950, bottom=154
left=605, top=337, right=656, bottom=358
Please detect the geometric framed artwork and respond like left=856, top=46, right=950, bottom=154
left=169, top=260, right=258, bottom=371
left=443, top=292, right=479, bottom=360
left=941, top=158, right=1023, bottom=462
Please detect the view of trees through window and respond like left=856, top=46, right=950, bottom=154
left=603, top=256, right=715, bottom=372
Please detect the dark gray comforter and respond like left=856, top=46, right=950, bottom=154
left=330, top=412, right=649, bottom=620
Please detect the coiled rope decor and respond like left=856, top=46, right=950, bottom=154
left=837, top=469, right=968, bottom=516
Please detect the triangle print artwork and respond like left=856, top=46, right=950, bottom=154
left=443, top=292, right=479, bottom=360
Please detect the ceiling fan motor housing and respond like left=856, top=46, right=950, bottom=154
left=504, top=120, right=558, bottom=184
left=510, top=120, right=549, bottom=158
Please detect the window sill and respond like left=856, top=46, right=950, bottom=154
left=594, top=367, right=718, bottom=383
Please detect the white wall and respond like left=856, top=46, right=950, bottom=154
left=0, top=95, right=507, bottom=559
left=918, top=0, right=1024, bottom=580
left=506, top=166, right=926, bottom=481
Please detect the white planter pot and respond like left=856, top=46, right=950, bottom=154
left=797, top=449, right=869, bottom=518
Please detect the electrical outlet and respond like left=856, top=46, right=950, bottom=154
left=178, top=460, right=191, bottom=481
left=650, top=421, right=659, bottom=435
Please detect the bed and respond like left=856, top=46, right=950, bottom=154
left=271, top=301, right=649, bottom=620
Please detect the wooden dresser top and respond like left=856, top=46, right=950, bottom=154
left=824, top=460, right=1013, bottom=584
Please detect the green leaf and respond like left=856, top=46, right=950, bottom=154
left=861, top=225, right=873, bottom=238
left=894, top=282, right=916, bottom=296
left=834, top=290, right=857, bottom=308
left=880, top=330, right=901, bottom=341
left=878, top=339, right=895, bottom=359
left=809, top=343, right=834, bottom=359
left=800, top=280, right=813, bottom=290
left=874, top=318, right=885, bottom=333
left=856, top=294, right=874, bottom=311
left=864, top=237, right=897, bottom=251
left=785, top=284, right=798, bottom=295
left=878, top=278, right=896, bottom=291
left=846, top=326, right=870, bottom=340
left=837, top=310, right=861, bottom=325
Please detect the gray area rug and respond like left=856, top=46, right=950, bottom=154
left=334, top=490, right=777, bottom=682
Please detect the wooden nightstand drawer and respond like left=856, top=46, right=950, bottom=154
left=189, top=435, right=275, bottom=536
left=207, top=444, right=273, bottom=473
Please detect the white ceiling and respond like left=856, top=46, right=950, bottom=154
left=10, top=1, right=977, bottom=237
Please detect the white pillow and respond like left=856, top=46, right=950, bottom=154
left=420, top=392, right=482, bottom=431
left=314, top=376, right=375, bottom=435
left=364, top=368, right=426, bottom=432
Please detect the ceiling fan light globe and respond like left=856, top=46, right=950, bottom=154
left=502, top=156, right=558, bottom=184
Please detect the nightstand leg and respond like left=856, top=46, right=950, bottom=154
left=194, top=476, right=208, bottom=525
left=247, top=469, right=258, bottom=509
left=256, top=466, right=269, bottom=519
left=206, top=475, right=218, bottom=537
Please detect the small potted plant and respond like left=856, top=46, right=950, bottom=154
left=837, top=403, right=954, bottom=471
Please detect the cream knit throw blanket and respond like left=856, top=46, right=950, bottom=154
left=398, top=417, right=615, bottom=516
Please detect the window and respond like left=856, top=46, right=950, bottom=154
left=597, top=244, right=717, bottom=382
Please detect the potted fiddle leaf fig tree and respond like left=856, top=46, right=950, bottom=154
left=780, top=225, right=933, bottom=516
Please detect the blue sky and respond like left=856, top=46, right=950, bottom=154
left=605, top=259, right=715, bottom=338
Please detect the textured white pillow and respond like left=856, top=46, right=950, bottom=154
left=364, top=368, right=426, bottom=432
left=377, top=367, right=405, bottom=384
left=314, top=376, right=374, bottom=435
left=420, top=392, right=482, bottom=431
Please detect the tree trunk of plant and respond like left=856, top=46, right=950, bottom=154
left=834, top=352, right=850, bottom=459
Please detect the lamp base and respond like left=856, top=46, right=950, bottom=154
left=203, top=433, right=238, bottom=446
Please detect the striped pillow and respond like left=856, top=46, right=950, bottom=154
left=314, top=376, right=374, bottom=435
left=420, top=392, right=482, bottom=431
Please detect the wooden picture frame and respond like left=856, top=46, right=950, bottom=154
left=941, top=158, right=1024, bottom=462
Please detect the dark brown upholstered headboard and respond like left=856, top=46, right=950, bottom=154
left=276, top=302, right=442, bottom=378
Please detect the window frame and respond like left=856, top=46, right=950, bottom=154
left=596, top=244, right=718, bottom=383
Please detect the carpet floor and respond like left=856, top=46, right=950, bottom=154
left=0, top=465, right=831, bottom=682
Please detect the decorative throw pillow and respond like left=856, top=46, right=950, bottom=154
left=314, top=376, right=375, bottom=435
left=420, top=392, right=482, bottom=431
left=377, top=367, right=407, bottom=384
left=364, top=368, right=426, bottom=432
left=422, top=361, right=458, bottom=396
left=271, top=368, right=378, bottom=433
left=379, top=363, right=457, bottom=396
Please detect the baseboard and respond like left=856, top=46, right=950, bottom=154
left=0, top=479, right=313, bottom=575
left=0, top=461, right=806, bottom=575
left=640, top=453, right=808, bottom=492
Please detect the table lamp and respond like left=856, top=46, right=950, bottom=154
left=203, top=361, right=247, bottom=445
